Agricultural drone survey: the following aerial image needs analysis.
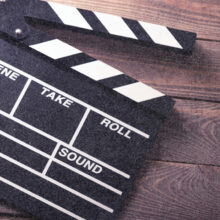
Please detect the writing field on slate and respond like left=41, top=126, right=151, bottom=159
left=0, top=31, right=165, bottom=220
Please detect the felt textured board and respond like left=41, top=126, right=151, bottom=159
left=0, top=34, right=163, bottom=220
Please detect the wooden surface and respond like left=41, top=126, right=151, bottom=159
left=1, top=0, right=220, bottom=219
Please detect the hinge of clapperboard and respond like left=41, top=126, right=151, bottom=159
left=0, top=0, right=197, bottom=118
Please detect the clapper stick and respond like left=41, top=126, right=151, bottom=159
left=28, top=0, right=197, bottom=53
left=24, top=26, right=174, bottom=118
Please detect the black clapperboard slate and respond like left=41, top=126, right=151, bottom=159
left=0, top=0, right=195, bottom=219
left=0, top=35, right=161, bottom=219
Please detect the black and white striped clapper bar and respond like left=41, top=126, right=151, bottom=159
left=28, top=0, right=197, bottom=53
left=25, top=28, right=174, bottom=118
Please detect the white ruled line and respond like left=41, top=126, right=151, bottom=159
left=0, top=153, right=114, bottom=213
left=0, top=127, right=122, bottom=195
left=0, top=109, right=130, bottom=179
left=42, top=142, right=61, bottom=175
left=53, top=158, right=122, bottom=195
left=10, top=78, right=31, bottom=116
left=0, top=130, right=50, bottom=159
left=0, top=60, right=150, bottom=140
left=69, top=108, right=90, bottom=146
left=0, top=176, right=86, bottom=220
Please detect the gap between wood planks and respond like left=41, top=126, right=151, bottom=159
left=197, top=38, right=220, bottom=43
left=172, top=96, right=220, bottom=104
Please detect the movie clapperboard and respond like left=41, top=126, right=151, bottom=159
left=0, top=1, right=196, bottom=220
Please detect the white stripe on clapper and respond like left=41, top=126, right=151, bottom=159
left=30, top=39, right=82, bottom=59
left=48, top=0, right=182, bottom=50
left=94, top=11, right=137, bottom=39
left=30, top=39, right=125, bottom=81
left=114, top=82, right=165, bottom=102
left=0, top=176, right=86, bottom=220
left=48, top=2, right=92, bottom=30
left=72, top=60, right=124, bottom=81
left=139, top=21, right=183, bottom=49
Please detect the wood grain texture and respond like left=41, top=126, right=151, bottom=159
left=0, top=218, right=29, bottom=220
left=120, top=161, right=220, bottom=220
left=1, top=0, right=220, bottom=220
left=45, top=0, right=220, bottom=41
left=33, top=25, right=220, bottom=102
left=0, top=200, right=27, bottom=217
left=147, top=99, right=220, bottom=165
left=2, top=161, right=220, bottom=220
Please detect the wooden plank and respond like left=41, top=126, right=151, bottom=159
left=146, top=98, right=220, bottom=165
left=45, top=0, right=220, bottom=41
left=120, top=160, right=220, bottom=220
left=0, top=217, right=30, bottom=220
left=0, top=201, right=21, bottom=215
left=0, top=218, right=29, bottom=220
left=32, top=25, right=220, bottom=102
left=0, top=200, right=27, bottom=217
left=2, top=161, right=220, bottom=220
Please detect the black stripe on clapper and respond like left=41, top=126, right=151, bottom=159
left=99, top=74, right=138, bottom=89
left=168, top=28, right=197, bottom=51
left=28, top=0, right=64, bottom=24
left=142, top=96, right=175, bottom=117
left=57, top=53, right=97, bottom=67
left=23, top=27, right=55, bottom=46
left=123, top=18, right=154, bottom=42
left=78, top=9, right=109, bottom=33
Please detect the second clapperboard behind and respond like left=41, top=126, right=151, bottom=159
left=0, top=34, right=163, bottom=220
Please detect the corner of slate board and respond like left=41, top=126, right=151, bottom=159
left=142, top=95, right=175, bottom=118
left=0, top=32, right=164, bottom=220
